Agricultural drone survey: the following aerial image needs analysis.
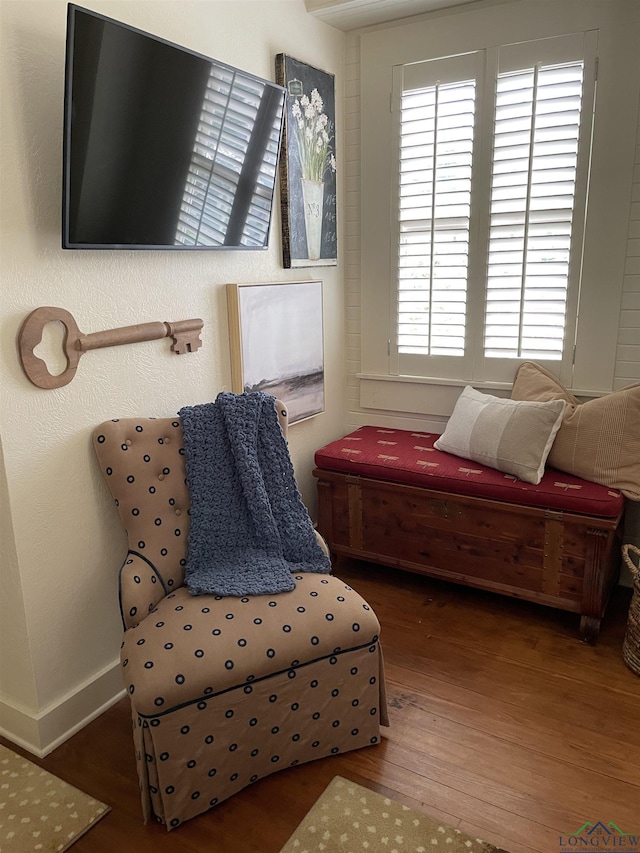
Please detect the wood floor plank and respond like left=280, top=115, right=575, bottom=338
left=339, top=747, right=543, bottom=853
left=3, top=558, right=639, bottom=853
left=384, top=663, right=639, bottom=781
left=347, top=562, right=636, bottom=691
left=382, top=711, right=639, bottom=826
left=380, top=627, right=640, bottom=747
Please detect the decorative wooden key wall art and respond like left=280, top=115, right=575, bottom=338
left=18, top=306, right=204, bottom=389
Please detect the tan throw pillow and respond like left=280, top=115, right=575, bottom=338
left=511, top=361, right=640, bottom=500
left=434, top=385, right=565, bottom=484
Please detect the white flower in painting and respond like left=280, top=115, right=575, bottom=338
left=290, top=85, right=336, bottom=182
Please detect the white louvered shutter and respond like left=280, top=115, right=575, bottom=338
left=485, top=61, right=584, bottom=360
left=394, top=54, right=480, bottom=372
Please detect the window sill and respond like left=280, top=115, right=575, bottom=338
left=357, top=372, right=515, bottom=391
left=357, top=372, right=606, bottom=417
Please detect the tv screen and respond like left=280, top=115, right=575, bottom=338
left=62, top=5, right=286, bottom=249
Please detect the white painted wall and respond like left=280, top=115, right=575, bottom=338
left=0, top=0, right=346, bottom=755
left=618, top=86, right=640, bottom=389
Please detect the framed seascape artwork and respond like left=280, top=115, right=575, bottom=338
left=275, top=54, right=337, bottom=269
left=227, top=280, right=325, bottom=424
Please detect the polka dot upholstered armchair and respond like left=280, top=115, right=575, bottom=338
left=92, top=401, right=388, bottom=830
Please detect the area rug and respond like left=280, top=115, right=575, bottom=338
left=279, top=776, right=508, bottom=853
left=0, top=744, right=110, bottom=852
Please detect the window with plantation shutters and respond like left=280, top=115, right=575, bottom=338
left=388, top=33, right=597, bottom=385
left=175, top=66, right=282, bottom=247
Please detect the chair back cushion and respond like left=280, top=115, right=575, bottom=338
left=93, top=402, right=289, bottom=599
left=93, top=417, right=190, bottom=593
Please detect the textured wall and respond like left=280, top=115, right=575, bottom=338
left=0, top=0, right=346, bottom=753
left=616, top=84, right=640, bottom=389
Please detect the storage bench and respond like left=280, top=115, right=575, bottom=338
left=313, top=426, right=625, bottom=642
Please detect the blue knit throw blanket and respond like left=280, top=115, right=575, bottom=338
left=179, top=392, right=331, bottom=596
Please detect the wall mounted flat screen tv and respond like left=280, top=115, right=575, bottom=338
left=62, top=5, right=286, bottom=249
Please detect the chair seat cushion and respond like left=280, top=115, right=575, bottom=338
left=122, top=574, right=380, bottom=717
left=314, top=426, right=624, bottom=517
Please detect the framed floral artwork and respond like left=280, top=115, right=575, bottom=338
left=227, top=280, right=325, bottom=424
left=275, top=55, right=337, bottom=268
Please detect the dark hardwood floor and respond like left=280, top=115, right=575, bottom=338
left=5, top=559, right=640, bottom=852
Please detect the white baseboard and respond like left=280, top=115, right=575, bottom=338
left=0, top=701, right=40, bottom=754
left=0, top=658, right=125, bottom=758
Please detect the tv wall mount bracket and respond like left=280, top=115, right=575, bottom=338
left=18, top=306, right=203, bottom=389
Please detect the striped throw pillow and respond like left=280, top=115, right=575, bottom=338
left=434, top=385, right=565, bottom=485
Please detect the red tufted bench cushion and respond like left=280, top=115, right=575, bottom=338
left=315, top=426, right=624, bottom=518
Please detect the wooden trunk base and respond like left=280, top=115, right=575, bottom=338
left=314, top=469, right=624, bottom=642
